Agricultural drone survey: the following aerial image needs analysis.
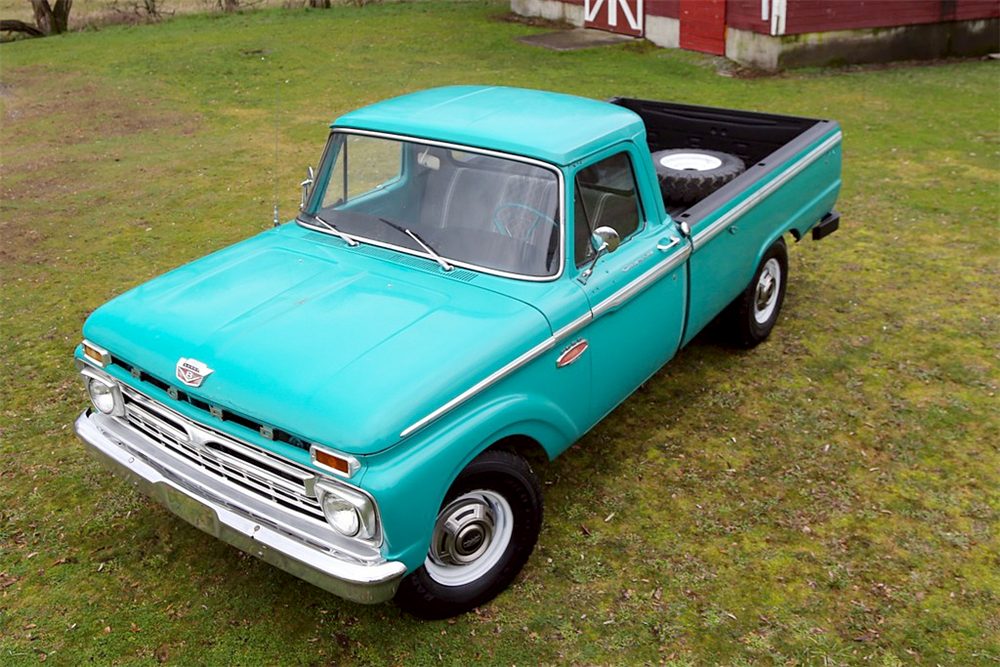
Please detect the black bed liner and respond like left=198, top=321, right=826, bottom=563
left=608, top=97, right=839, bottom=226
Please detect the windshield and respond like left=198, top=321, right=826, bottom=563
left=301, top=132, right=562, bottom=278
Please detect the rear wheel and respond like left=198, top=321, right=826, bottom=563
left=394, top=450, right=543, bottom=619
left=723, top=237, right=788, bottom=348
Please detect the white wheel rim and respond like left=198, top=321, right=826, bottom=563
left=658, top=152, right=723, bottom=171
left=753, top=258, right=781, bottom=324
left=424, top=490, right=514, bottom=587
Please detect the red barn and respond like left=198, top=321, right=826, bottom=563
left=511, top=0, right=999, bottom=69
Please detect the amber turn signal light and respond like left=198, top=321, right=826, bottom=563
left=310, top=444, right=360, bottom=478
left=315, top=449, right=350, bottom=474
left=82, top=340, right=111, bottom=367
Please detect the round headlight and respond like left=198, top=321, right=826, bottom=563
left=88, top=378, right=117, bottom=414
left=320, top=493, right=360, bottom=537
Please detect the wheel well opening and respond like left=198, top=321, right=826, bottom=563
left=487, top=435, right=550, bottom=471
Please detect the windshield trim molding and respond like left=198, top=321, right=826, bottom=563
left=296, top=128, right=567, bottom=283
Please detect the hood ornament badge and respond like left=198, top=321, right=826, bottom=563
left=176, top=358, right=214, bottom=388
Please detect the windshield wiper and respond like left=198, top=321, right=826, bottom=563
left=378, top=218, right=453, bottom=272
left=310, top=213, right=359, bottom=247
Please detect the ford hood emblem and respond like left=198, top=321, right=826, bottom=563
left=176, top=358, right=213, bottom=388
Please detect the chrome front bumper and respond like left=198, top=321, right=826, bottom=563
left=74, top=410, right=406, bottom=604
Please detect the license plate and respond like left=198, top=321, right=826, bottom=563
left=159, top=484, right=220, bottom=536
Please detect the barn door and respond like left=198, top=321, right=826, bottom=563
left=584, top=0, right=644, bottom=37
left=679, top=0, right=726, bottom=55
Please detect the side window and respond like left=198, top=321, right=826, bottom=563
left=573, top=152, right=642, bottom=266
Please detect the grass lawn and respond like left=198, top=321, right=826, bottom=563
left=1, top=2, right=998, bottom=665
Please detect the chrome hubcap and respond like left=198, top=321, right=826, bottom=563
left=424, top=490, right=513, bottom=587
left=432, top=498, right=495, bottom=566
left=756, top=274, right=775, bottom=310
left=753, top=258, right=781, bottom=324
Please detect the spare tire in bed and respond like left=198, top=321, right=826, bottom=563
left=652, top=149, right=746, bottom=205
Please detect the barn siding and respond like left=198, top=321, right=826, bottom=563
left=954, top=0, right=1000, bottom=20
left=726, top=0, right=768, bottom=32
left=584, top=0, right=644, bottom=36
left=519, top=0, right=998, bottom=34
left=557, top=0, right=677, bottom=18
left=727, top=0, right=999, bottom=35
left=647, top=0, right=680, bottom=18
left=785, top=0, right=999, bottom=34
left=679, top=0, right=726, bottom=54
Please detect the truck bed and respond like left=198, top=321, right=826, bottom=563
left=609, top=97, right=839, bottom=229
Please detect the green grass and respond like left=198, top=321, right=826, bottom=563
left=2, top=3, right=998, bottom=665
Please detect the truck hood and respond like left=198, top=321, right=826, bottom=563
left=83, top=227, right=551, bottom=455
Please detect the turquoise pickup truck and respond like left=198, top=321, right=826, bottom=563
left=74, top=86, right=841, bottom=619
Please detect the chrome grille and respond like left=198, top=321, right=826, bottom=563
left=118, top=384, right=326, bottom=524
left=108, top=355, right=311, bottom=452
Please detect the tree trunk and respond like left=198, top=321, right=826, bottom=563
left=309, top=0, right=331, bottom=7
left=52, top=0, right=72, bottom=33
left=30, top=0, right=54, bottom=34
left=1, top=19, right=45, bottom=37
left=28, top=0, right=72, bottom=35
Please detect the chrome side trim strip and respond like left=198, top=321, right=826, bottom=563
left=691, top=131, right=843, bottom=251
left=400, top=336, right=557, bottom=438
left=553, top=311, right=594, bottom=344
left=592, top=246, right=691, bottom=318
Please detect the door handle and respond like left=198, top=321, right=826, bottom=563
left=657, top=236, right=681, bottom=252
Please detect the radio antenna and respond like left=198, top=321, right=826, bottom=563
left=272, top=79, right=280, bottom=227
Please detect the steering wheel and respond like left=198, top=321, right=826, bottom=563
left=492, top=202, right=558, bottom=240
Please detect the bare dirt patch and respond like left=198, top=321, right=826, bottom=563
left=1, top=66, right=198, bottom=147
left=0, top=66, right=200, bottom=263
left=489, top=11, right=574, bottom=31
left=0, top=222, right=50, bottom=266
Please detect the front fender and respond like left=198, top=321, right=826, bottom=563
left=362, top=391, right=578, bottom=572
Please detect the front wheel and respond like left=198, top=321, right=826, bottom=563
left=394, top=450, right=543, bottom=619
left=723, top=237, right=789, bottom=348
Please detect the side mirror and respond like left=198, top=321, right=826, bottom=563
left=579, top=226, right=621, bottom=284
left=591, top=226, right=621, bottom=254
left=299, top=166, right=315, bottom=211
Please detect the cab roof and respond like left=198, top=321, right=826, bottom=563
left=332, top=86, right=646, bottom=166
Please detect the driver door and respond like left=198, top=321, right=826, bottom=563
left=571, top=147, right=689, bottom=420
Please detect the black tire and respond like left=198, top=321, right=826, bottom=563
left=652, top=149, right=746, bottom=205
left=394, top=450, right=543, bottom=619
left=723, top=237, right=788, bottom=348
